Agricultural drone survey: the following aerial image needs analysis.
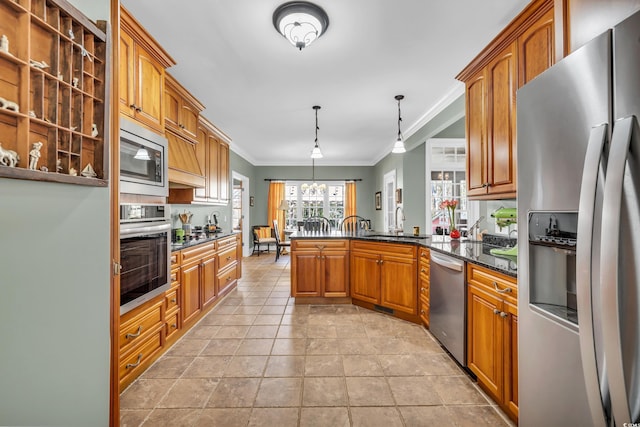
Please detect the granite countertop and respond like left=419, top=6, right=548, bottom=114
left=290, top=230, right=518, bottom=278
left=171, top=231, right=238, bottom=252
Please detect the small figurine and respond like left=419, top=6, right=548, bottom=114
left=40, top=166, right=48, bottom=172
left=58, top=73, right=64, bottom=81
left=0, top=142, right=19, bottom=167
left=0, top=35, right=10, bottom=55
left=68, top=29, right=75, bottom=41
left=81, top=163, right=97, bottom=178
left=28, top=110, right=37, bottom=118
left=70, top=126, right=77, bottom=131
left=56, top=158, right=63, bottom=173
left=69, top=167, right=77, bottom=176
left=29, top=59, right=49, bottom=69
left=91, top=123, right=98, bottom=137
left=28, top=141, right=43, bottom=170
left=0, top=96, right=19, bottom=112
left=72, top=77, right=79, bottom=88
left=80, top=46, right=93, bottom=62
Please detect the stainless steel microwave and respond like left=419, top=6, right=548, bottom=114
left=120, top=118, right=169, bottom=197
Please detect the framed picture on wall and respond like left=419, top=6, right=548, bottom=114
left=375, top=191, right=382, bottom=210
left=250, top=196, right=255, bottom=207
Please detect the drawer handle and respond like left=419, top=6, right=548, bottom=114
left=499, top=312, right=508, bottom=318
left=493, top=309, right=500, bottom=315
left=226, top=256, right=232, bottom=261
left=226, top=276, right=232, bottom=282
left=171, top=273, right=177, bottom=281
left=125, top=326, right=142, bottom=339
left=493, top=281, right=512, bottom=293
left=126, top=354, right=143, bottom=369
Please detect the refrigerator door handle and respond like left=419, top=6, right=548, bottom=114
left=601, top=115, right=637, bottom=424
left=577, top=123, right=609, bottom=427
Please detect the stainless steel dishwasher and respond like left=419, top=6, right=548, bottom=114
left=429, top=251, right=466, bottom=366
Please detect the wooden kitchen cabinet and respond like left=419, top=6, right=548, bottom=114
left=350, top=241, right=417, bottom=316
left=418, top=247, right=430, bottom=327
left=120, top=7, right=174, bottom=134
left=466, top=263, right=518, bottom=423
left=180, top=242, right=216, bottom=328
left=457, top=0, right=558, bottom=199
left=291, top=239, right=349, bottom=298
left=164, top=73, right=203, bottom=142
left=216, top=235, right=239, bottom=297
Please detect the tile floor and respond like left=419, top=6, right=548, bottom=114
left=120, top=254, right=515, bottom=427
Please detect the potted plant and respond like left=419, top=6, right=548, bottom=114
left=439, top=199, right=460, bottom=239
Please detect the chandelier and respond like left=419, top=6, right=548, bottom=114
left=391, top=94, right=406, bottom=153
left=301, top=158, right=326, bottom=194
left=272, top=1, right=330, bottom=51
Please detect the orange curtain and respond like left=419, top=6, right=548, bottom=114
left=345, top=181, right=357, bottom=217
left=267, top=181, right=285, bottom=240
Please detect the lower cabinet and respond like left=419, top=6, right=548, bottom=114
left=350, top=241, right=417, bottom=315
left=467, top=263, right=518, bottom=423
left=217, top=235, right=239, bottom=297
left=291, top=239, right=349, bottom=298
left=418, top=247, right=430, bottom=326
left=180, top=242, right=216, bottom=328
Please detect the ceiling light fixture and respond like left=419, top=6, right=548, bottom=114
left=272, top=1, right=329, bottom=51
left=310, top=105, right=323, bottom=159
left=391, top=94, right=406, bottom=154
left=301, top=158, right=326, bottom=195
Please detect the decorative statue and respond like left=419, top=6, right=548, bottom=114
left=91, top=123, right=98, bottom=137
left=72, top=77, right=79, bottom=88
left=0, top=35, right=9, bottom=54
left=56, top=159, right=63, bottom=173
left=28, top=141, right=43, bottom=170
left=68, top=29, right=75, bottom=41
left=29, top=59, right=49, bottom=69
left=69, top=167, right=77, bottom=176
left=0, top=142, right=19, bottom=167
left=0, top=96, right=19, bottom=112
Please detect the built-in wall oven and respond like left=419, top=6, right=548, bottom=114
left=120, top=204, right=171, bottom=315
left=120, top=117, right=168, bottom=197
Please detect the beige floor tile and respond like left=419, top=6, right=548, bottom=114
left=185, top=325, right=221, bottom=340
left=345, top=377, right=395, bottom=406
left=140, top=357, right=193, bottom=379
left=248, top=408, right=299, bottom=427
left=121, top=379, right=176, bottom=409
left=201, top=339, right=241, bottom=356
left=259, top=305, right=286, bottom=315
left=276, top=324, right=308, bottom=338
left=378, top=354, right=424, bottom=376
left=271, top=338, right=307, bottom=355
left=302, top=377, right=347, bottom=406
left=214, top=325, right=250, bottom=338
left=399, top=406, right=456, bottom=427
left=269, top=291, right=291, bottom=298
left=141, top=408, right=202, bottom=426
left=165, top=339, right=209, bottom=357
left=266, top=297, right=289, bottom=305
left=194, top=408, right=251, bottom=427
left=335, top=324, right=368, bottom=338
left=338, top=338, right=376, bottom=355
left=431, top=376, right=491, bottom=405
left=182, top=356, right=232, bottom=378
left=253, top=314, right=283, bottom=325
left=447, top=405, right=510, bottom=427
left=206, top=378, right=260, bottom=408
left=224, top=355, right=268, bottom=377
left=233, top=305, right=263, bottom=315
left=304, top=355, right=344, bottom=377
left=264, top=355, right=305, bottom=377
left=368, top=337, right=408, bottom=355
left=350, top=406, right=404, bottom=427
left=200, top=314, right=232, bottom=325
left=246, top=325, right=280, bottom=338
left=239, top=297, right=268, bottom=306
left=120, top=409, right=150, bottom=427
left=236, top=339, right=274, bottom=355
left=306, top=338, right=340, bottom=355
left=281, top=314, right=309, bottom=325
left=254, top=377, right=302, bottom=407
left=414, top=353, right=463, bottom=376
left=157, top=378, right=218, bottom=408
left=299, top=407, right=350, bottom=427
left=400, top=335, right=444, bottom=354
left=223, top=314, right=257, bottom=325
left=210, top=305, right=237, bottom=314
left=342, top=355, right=384, bottom=377
left=284, top=304, right=310, bottom=314
left=387, top=376, right=442, bottom=406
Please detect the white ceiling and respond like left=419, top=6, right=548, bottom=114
left=121, top=0, right=529, bottom=166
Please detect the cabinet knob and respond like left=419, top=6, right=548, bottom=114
left=421, top=268, right=426, bottom=273
left=421, top=252, right=427, bottom=257
left=493, top=309, right=500, bottom=315
left=125, top=325, right=142, bottom=339
left=170, top=298, right=176, bottom=303
left=226, top=256, right=232, bottom=261
left=227, top=276, right=232, bottom=282
left=493, top=281, right=511, bottom=293
left=126, top=354, right=143, bottom=369
left=171, top=323, right=177, bottom=329
left=420, top=309, right=425, bottom=315
left=421, top=287, right=426, bottom=293
left=499, top=312, right=508, bottom=318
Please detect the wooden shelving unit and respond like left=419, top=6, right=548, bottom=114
left=0, top=0, right=108, bottom=186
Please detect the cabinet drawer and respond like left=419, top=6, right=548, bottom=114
left=170, top=269, right=180, bottom=285
left=170, top=253, right=180, bottom=268
left=218, top=263, right=238, bottom=285
left=119, top=328, right=163, bottom=381
left=351, top=240, right=416, bottom=257
left=292, top=239, right=349, bottom=251
left=419, top=280, right=430, bottom=301
left=165, top=287, right=179, bottom=312
left=468, top=263, right=517, bottom=303
left=218, top=246, right=237, bottom=271
left=419, top=294, right=430, bottom=325
left=180, top=242, right=215, bottom=264
left=419, top=247, right=430, bottom=261
left=165, top=310, right=180, bottom=340
left=119, top=298, right=163, bottom=352
left=419, top=263, right=430, bottom=281
left=216, top=235, right=237, bottom=250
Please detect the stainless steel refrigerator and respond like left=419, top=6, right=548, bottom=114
left=517, top=10, right=640, bottom=427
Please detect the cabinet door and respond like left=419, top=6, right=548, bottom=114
left=181, top=262, right=202, bottom=327
left=487, top=42, right=517, bottom=196
left=503, top=300, right=519, bottom=422
left=350, top=251, right=380, bottom=304
left=135, top=46, right=164, bottom=132
left=380, top=255, right=417, bottom=314
left=218, top=141, right=230, bottom=202
left=181, top=102, right=199, bottom=140
left=201, top=255, right=217, bottom=309
left=322, top=250, right=349, bottom=297
left=119, top=31, right=135, bottom=119
left=466, top=69, right=488, bottom=197
left=164, top=86, right=181, bottom=132
left=291, top=252, right=321, bottom=297
left=467, top=284, right=503, bottom=403
left=518, top=7, right=555, bottom=88
left=194, top=125, right=208, bottom=200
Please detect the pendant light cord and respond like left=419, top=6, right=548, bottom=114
left=315, top=107, right=319, bottom=146
left=397, top=97, right=403, bottom=140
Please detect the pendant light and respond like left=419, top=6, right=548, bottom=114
left=310, top=105, right=323, bottom=159
left=391, top=94, right=406, bottom=154
left=273, top=1, right=330, bottom=51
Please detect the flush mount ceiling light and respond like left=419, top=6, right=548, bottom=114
left=273, top=1, right=329, bottom=50
left=391, top=94, right=406, bottom=154
left=310, top=105, right=323, bottom=159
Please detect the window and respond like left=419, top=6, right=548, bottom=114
left=428, top=140, right=469, bottom=234
left=283, top=182, right=345, bottom=229
left=383, top=170, right=396, bottom=232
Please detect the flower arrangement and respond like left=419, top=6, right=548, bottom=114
left=439, top=199, right=460, bottom=239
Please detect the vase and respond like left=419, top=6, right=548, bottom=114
left=450, top=229, right=461, bottom=239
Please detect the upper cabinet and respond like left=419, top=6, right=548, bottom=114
left=119, top=6, right=175, bottom=134
left=457, top=0, right=562, bottom=199
left=164, top=73, right=204, bottom=142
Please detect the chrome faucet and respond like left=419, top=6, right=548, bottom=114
left=467, top=215, right=485, bottom=239
left=394, top=206, right=405, bottom=234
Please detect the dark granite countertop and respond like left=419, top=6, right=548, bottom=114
left=171, top=231, right=238, bottom=252
left=290, top=231, right=517, bottom=278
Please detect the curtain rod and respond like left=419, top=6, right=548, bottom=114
left=264, top=178, right=362, bottom=182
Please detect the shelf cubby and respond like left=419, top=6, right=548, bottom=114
left=0, top=0, right=108, bottom=186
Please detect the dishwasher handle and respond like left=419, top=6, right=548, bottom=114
left=430, top=253, right=464, bottom=272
